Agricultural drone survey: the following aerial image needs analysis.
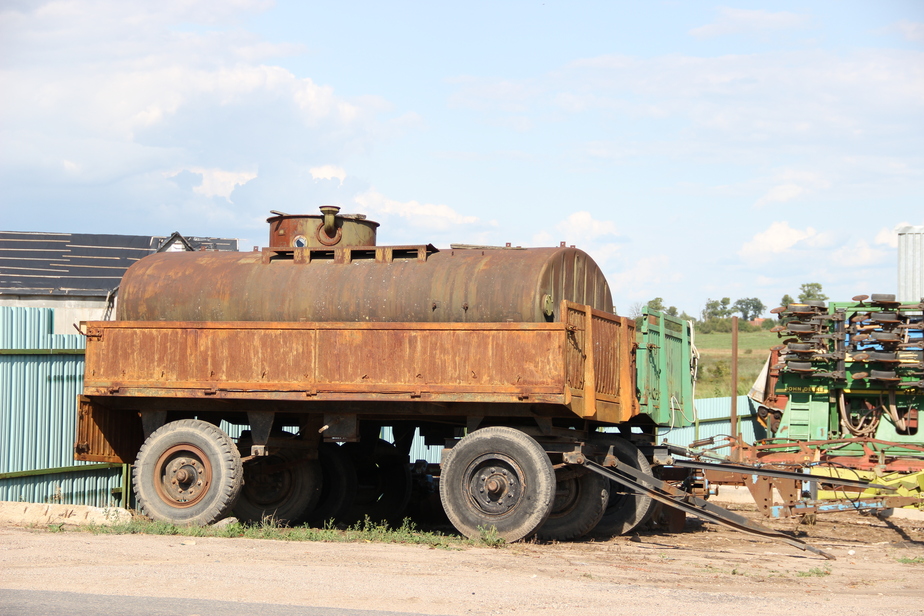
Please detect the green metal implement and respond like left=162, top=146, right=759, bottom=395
left=637, top=309, right=696, bottom=428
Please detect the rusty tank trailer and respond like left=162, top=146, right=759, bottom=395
left=77, top=206, right=699, bottom=544
left=117, top=209, right=613, bottom=324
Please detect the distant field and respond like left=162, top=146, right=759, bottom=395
left=693, top=329, right=778, bottom=398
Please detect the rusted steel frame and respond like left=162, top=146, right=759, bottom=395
left=83, top=320, right=563, bottom=333
left=750, top=437, right=924, bottom=456
left=559, top=300, right=638, bottom=423
left=84, top=320, right=570, bottom=403
left=681, top=460, right=888, bottom=491
left=761, top=347, right=789, bottom=413
left=729, top=436, right=924, bottom=472
left=752, top=453, right=924, bottom=473
left=268, top=245, right=433, bottom=265
left=75, top=396, right=144, bottom=464
left=83, top=383, right=566, bottom=395
left=581, top=459, right=834, bottom=560
left=771, top=496, right=920, bottom=517
left=82, top=396, right=553, bottom=416
left=583, top=304, right=596, bottom=418
left=83, top=386, right=566, bottom=404
left=730, top=316, right=739, bottom=460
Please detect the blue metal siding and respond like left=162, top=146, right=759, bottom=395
left=0, top=307, right=123, bottom=506
left=381, top=427, right=443, bottom=464
left=658, top=396, right=764, bottom=449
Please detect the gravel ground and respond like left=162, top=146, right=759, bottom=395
left=2, top=508, right=923, bottom=616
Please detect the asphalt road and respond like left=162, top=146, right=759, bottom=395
left=0, top=589, right=433, bottom=616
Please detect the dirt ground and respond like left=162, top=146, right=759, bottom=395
left=2, top=505, right=924, bottom=616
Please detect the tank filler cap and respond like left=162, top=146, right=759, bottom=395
left=317, top=205, right=342, bottom=245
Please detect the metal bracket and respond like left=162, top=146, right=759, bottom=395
left=534, top=416, right=553, bottom=436
left=247, top=411, right=275, bottom=456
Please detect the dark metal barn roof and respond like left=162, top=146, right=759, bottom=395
left=0, top=231, right=238, bottom=297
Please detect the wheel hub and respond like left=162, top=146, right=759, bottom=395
left=465, top=456, right=523, bottom=516
left=242, top=456, right=295, bottom=507
left=153, top=445, right=213, bottom=508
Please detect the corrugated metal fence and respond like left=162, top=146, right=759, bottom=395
left=0, top=307, right=128, bottom=507
left=658, top=395, right=766, bottom=450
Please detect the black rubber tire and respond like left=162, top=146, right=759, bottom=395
left=869, top=351, right=898, bottom=362
left=871, top=294, right=896, bottom=302
left=536, top=469, right=609, bottom=541
left=133, top=419, right=242, bottom=525
left=233, top=448, right=322, bottom=525
left=307, top=443, right=358, bottom=527
left=590, top=437, right=655, bottom=537
left=786, top=361, right=814, bottom=371
left=439, top=427, right=555, bottom=542
left=787, top=323, right=814, bottom=333
left=786, top=343, right=815, bottom=352
left=341, top=440, right=412, bottom=527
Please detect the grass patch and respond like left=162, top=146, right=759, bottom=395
left=476, top=525, right=505, bottom=548
left=896, top=556, right=924, bottom=565
left=694, top=330, right=778, bottom=397
left=76, top=516, right=503, bottom=550
left=796, top=566, right=831, bottom=577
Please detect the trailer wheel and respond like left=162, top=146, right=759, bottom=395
left=233, top=448, right=322, bottom=525
left=440, top=427, right=555, bottom=542
left=341, top=440, right=412, bottom=527
left=307, top=443, right=358, bottom=527
left=537, top=469, right=609, bottom=541
left=590, top=437, right=655, bottom=537
left=133, top=419, right=242, bottom=525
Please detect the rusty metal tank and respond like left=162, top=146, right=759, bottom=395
left=268, top=206, right=378, bottom=248
left=117, top=208, right=614, bottom=323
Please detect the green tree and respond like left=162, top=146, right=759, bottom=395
left=646, top=297, right=678, bottom=317
left=780, top=293, right=794, bottom=308
left=733, top=297, right=766, bottom=321
left=798, top=283, right=828, bottom=303
left=701, top=297, right=732, bottom=320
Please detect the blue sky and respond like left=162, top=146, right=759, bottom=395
left=1, top=1, right=922, bottom=316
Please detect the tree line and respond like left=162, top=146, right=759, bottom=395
left=635, top=283, right=828, bottom=334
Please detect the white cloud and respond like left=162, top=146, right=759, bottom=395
left=738, top=221, right=831, bottom=263
left=754, top=183, right=805, bottom=208
left=895, top=21, right=924, bottom=43
left=753, top=169, right=831, bottom=208
left=185, top=168, right=257, bottom=199
left=608, top=254, right=682, bottom=308
left=454, top=49, right=924, bottom=172
left=310, top=165, right=347, bottom=185
left=874, top=222, right=911, bottom=248
left=353, top=189, right=484, bottom=232
left=556, top=211, right=621, bottom=242
left=689, top=8, right=811, bottom=40
left=522, top=211, right=626, bottom=268
left=0, top=0, right=403, bottom=239
left=830, top=239, right=888, bottom=268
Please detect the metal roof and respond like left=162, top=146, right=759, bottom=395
left=0, top=230, right=238, bottom=297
